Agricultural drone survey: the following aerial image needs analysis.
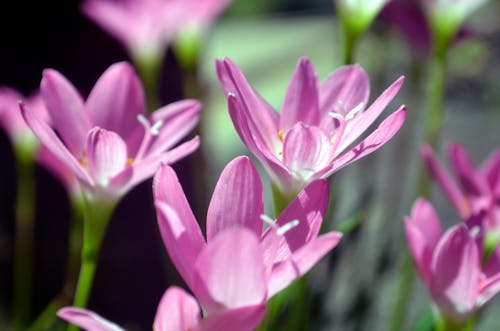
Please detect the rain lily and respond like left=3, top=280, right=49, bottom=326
left=0, top=87, right=80, bottom=197
left=81, top=0, right=232, bottom=60
left=59, top=232, right=267, bottom=331
left=406, top=198, right=500, bottom=324
left=153, top=156, right=342, bottom=313
left=215, top=57, right=406, bottom=199
left=421, top=143, right=500, bottom=235
left=21, top=61, right=200, bottom=202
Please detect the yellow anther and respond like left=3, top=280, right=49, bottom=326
left=278, top=130, right=284, bottom=142
left=126, top=158, right=135, bottom=165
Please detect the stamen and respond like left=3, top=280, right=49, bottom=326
left=345, top=102, right=364, bottom=120
left=328, top=111, right=344, bottom=120
left=260, top=214, right=300, bottom=236
left=135, top=114, right=162, bottom=161
left=278, top=130, right=284, bottom=142
left=150, top=120, right=164, bottom=136
left=277, top=220, right=299, bottom=236
left=126, top=158, right=135, bottom=166
left=137, top=114, right=150, bottom=129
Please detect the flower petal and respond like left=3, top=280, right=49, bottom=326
left=405, top=198, right=443, bottom=286
left=201, top=305, right=266, bottom=331
left=85, top=62, right=145, bottom=139
left=327, top=106, right=406, bottom=175
left=279, top=57, right=320, bottom=131
left=319, top=65, right=369, bottom=130
left=227, top=95, right=293, bottom=193
left=207, top=156, right=264, bottom=242
left=215, top=58, right=280, bottom=152
left=448, top=142, right=488, bottom=198
left=20, top=103, right=93, bottom=186
left=156, top=203, right=205, bottom=289
left=421, top=145, right=472, bottom=218
left=153, top=287, right=201, bottom=331
left=57, top=307, right=124, bottom=331
left=192, top=228, right=267, bottom=312
left=266, top=232, right=341, bottom=299
left=85, top=128, right=127, bottom=187
left=336, top=76, right=404, bottom=154
left=282, top=123, right=334, bottom=186
left=261, top=179, right=330, bottom=266
left=481, top=149, right=500, bottom=192
left=114, top=136, right=200, bottom=195
left=430, top=225, right=479, bottom=321
left=147, top=100, right=201, bottom=156
left=41, top=69, right=90, bottom=156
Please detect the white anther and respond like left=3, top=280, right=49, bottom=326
left=228, top=92, right=236, bottom=97
left=470, top=225, right=481, bottom=238
left=137, top=114, right=150, bottom=128
left=345, top=102, right=364, bottom=120
left=277, top=220, right=299, bottom=236
left=150, top=120, right=164, bottom=136
left=328, top=112, right=344, bottom=120
left=260, top=214, right=277, bottom=228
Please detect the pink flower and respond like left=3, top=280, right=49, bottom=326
left=421, top=143, right=500, bottom=232
left=0, top=88, right=46, bottom=148
left=81, top=0, right=232, bottom=59
left=59, top=286, right=203, bottom=331
left=21, top=62, right=200, bottom=201
left=215, top=57, right=406, bottom=196
left=153, top=156, right=342, bottom=312
left=0, top=87, right=80, bottom=196
left=406, top=199, right=500, bottom=322
left=58, top=228, right=270, bottom=331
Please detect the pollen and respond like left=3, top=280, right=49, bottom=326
left=126, top=158, right=135, bottom=165
left=278, top=130, right=284, bottom=142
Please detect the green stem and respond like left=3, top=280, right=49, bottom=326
left=133, top=52, right=164, bottom=114
left=338, top=17, right=361, bottom=65
left=12, top=146, right=36, bottom=331
left=434, top=312, right=476, bottom=331
left=424, top=46, right=448, bottom=148
left=68, top=195, right=116, bottom=331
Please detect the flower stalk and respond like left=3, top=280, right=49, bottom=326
left=12, top=144, right=36, bottom=331
left=68, top=194, right=116, bottom=331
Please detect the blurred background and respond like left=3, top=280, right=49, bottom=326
left=1, top=0, right=500, bottom=330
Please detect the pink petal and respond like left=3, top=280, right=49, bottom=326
left=215, top=58, right=280, bottom=152
left=261, top=179, right=330, bottom=266
left=147, top=100, right=201, bottom=156
left=41, top=69, right=90, bottom=156
left=201, top=305, right=266, bottom=331
left=36, top=147, right=80, bottom=196
left=57, top=307, right=124, bottom=331
left=153, top=287, right=201, bottom=331
left=20, top=103, right=93, bottom=186
left=405, top=198, right=443, bottom=286
left=421, top=145, right=472, bottom=218
left=113, top=136, right=200, bottom=195
left=279, top=57, right=320, bottom=131
left=328, top=106, right=407, bottom=175
left=478, top=272, right=500, bottom=307
left=430, top=225, right=479, bottom=321
left=481, top=149, right=500, bottom=192
left=267, top=232, right=342, bottom=299
left=319, top=65, right=369, bottom=131
left=85, top=128, right=127, bottom=187
left=483, top=244, right=500, bottom=278
left=85, top=62, right=145, bottom=139
left=156, top=203, right=205, bottom=289
left=206, top=156, right=264, bottom=242
left=448, top=142, right=487, bottom=197
left=282, top=123, right=334, bottom=185
left=227, top=95, right=293, bottom=193
left=192, top=228, right=267, bottom=313
left=336, top=76, right=404, bottom=154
